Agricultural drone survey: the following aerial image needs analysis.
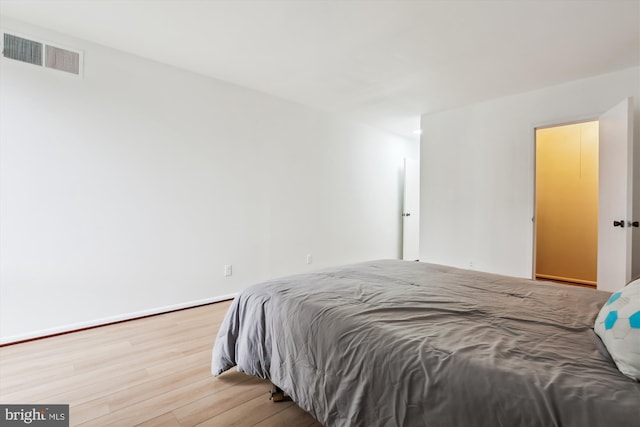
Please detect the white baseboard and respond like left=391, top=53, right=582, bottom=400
left=0, top=293, right=238, bottom=345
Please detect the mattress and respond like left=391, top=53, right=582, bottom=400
left=212, top=260, right=640, bottom=426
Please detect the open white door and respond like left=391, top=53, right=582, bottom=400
left=402, top=158, right=420, bottom=261
left=597, top=98, right=634, bottom=292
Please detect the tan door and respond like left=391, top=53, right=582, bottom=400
left=535, top=121, right=599, bottom=285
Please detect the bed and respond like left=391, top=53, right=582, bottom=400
left=211, top=259, right=640, bottom=427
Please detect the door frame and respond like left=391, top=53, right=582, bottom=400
left=402, top=157, right=420, bottom=261
left=531, top=115, right=599, bottom=284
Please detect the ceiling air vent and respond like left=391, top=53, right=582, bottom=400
left=2, top=31, right=82, bottom=76
left=3, top=32, right=42, bottom=66
left=45, top=44, right=80, bottom=75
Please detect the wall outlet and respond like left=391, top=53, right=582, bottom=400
left=469, top=261, right=473, bottom=269
left=306, top=254, right=312, bottom=265
left=224, top=265, right=232, bottom=277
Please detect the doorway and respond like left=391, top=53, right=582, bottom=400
left=534, top=121, right=599, bottom=286
left=402, top=158, right=420, bottom=261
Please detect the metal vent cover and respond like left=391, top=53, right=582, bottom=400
left=2, top=31, right=82, bottom=76
left=3, top=33, right=42, bottom=66
left=45, top=44, right=80, bottom=75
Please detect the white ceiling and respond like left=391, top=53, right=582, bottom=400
left=1, top=0, right=638, bottom=139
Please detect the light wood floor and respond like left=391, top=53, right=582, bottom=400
left=0, top=301, right=322, bottom=426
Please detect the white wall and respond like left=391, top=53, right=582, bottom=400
left=420, top=67, right=640, bottom=280
left=0, top=17, right=418, bottom=343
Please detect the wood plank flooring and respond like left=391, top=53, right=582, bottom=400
left=0, top=301, right=322, bottom=426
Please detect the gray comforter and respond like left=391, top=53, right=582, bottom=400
left=212, top=260, right=640, bottom=427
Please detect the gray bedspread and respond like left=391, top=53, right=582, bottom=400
left=211, top=260, right=640, bottom=427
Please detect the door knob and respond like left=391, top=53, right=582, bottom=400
left=613, top=220, right=625, bottom=227
left=630, top=221, right=639, bottom=228
left=402, top=213, right=411, bottom=217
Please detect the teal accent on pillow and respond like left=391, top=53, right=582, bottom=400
left=630, top=311, right=640, bottom=329
left=607, top=292, right=622, bottom=305
left=604, top=311, right=618, bottom=330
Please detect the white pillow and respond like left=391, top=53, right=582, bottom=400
left=594, top=278, right=640, bottom=381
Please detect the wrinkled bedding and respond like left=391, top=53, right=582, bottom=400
left=212, top=260, right=640, bottom=427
